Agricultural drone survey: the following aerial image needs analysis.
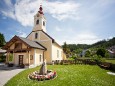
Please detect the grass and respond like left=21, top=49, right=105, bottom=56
left=105, top=59, right=115, bottom=64
left=5, top=65, right=115, bottom=86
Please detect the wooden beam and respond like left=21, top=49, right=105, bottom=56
left=7, top=48, right=31, bottom=52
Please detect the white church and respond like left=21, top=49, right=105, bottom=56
left=3, top=5, right=66, bottom=68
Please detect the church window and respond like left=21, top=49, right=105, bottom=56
left=43, top=21, right=45, bottom=26
left=30, top=55, right=33, bottom=60
left=57, top=50, right=59, bottom=58
left=40, top=55, right=42, bottom=62
left=36, top=20, right=39, bottom=24
left=35, top=33, right=38, bottom=39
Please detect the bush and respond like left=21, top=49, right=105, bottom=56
left=93, top=55, right=102, bottom=64
left=0, top=55, right=6, bottom=62
left=96, top=48, right=106, bottom=57
left=9, top=53, right=13, bottom=61
left=85, top=50, right=91, bottom=57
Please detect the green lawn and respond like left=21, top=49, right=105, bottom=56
left=105, top=60, right=115, bottom=64
left=5, top=65, right=115, bottom=86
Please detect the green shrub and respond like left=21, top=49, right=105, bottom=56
left=9, top=53, right=13, bottom=61
left=93, top=55, right=102, bottom=63
left=0, top=55, right=6, bottom=62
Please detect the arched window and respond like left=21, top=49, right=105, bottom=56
left=43, top=21, right=45, bottom=26
left=35, top=33, right=38, bottom=39
left=36, top=20, right=39, bottom=24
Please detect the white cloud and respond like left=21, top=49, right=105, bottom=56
left=56, top=32, right=101, bottom=45
left=44, top=1, right=81, bottom=21
left=16, top=30, right=27, bottom=37
left=0, top=0, right=81, bottom=26
left=4, top=0, right=13, bottom=7
left=76, top=32, right=101, bottom=44
left=1, top=0, right=16, bottom=19
left=55, top=26, right=63, bottom=32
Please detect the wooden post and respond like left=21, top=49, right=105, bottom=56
left=13, top=51, right=15, bottom=64
left=43, top=51, right=45, bottom=62
left=6, top=52, right=9, bottom=64
left=28, top=51, right=30, bottom=66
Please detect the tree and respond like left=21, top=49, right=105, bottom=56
left=85, top=50, right=91, bottom=57
left=62, top=42, right=71, bottom=58
left=96, top=48, right=106, bottom=57
left=0, top=33, right=6, bottom=47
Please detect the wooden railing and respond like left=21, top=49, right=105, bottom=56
left=54, top=59, right=96, bottom=65
left=53, top=59, right=115, bottom=71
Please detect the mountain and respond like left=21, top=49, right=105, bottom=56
left=62, top=37, right=115, bottom=51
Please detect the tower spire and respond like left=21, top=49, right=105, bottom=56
left=38, top=5, right=44, bottom=15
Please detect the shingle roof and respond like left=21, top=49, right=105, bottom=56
left=18, top=36, right=46, bottom=50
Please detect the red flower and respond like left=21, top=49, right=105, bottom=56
left=54, top=71, right=56, bottom=75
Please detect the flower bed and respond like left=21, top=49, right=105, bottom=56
left=28, top=70, right=57, bottom=81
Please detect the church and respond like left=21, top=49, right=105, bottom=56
left=3, top=5, right=66, bottom=68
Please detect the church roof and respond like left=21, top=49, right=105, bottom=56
left=3, top=35, right=46, bottom=50
left=27, top=30, right=62, bottom=48
left=19, top=36, right=46, bottom=50
left=38, top=5, right=44, bottom=15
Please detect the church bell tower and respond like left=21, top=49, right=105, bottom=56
left=32, top=5, right=46, bottom=32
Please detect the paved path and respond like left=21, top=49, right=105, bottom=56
left=0, top=63, right=25, bottom=86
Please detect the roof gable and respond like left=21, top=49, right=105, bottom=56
left=26, top=30, right=62, bottom=48
left=3, top=35, right=46, bottom=50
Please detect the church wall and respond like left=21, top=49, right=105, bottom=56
left=33, top=25, right=42, bottom=31
left=39, top=40, right=52, bottom=64
left=14, top=53, right=27, bottom=65
left=30, top=49, right=34, bottom=65
left=29, top=48, right=44, bottom=66
left=40, top=31, right=50, bottom=40
left=39, top=31, right=52, bottom=63
left=52, top=44, right=63, bottom=61
left=27, top=33, right=33, bottom=40
left=35, top=49, right=43, bottom=66
left=33, top=15, right=46, bottom=32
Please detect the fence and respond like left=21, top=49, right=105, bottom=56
left=53, top=59, right=115, bottom=71
left=54, top=59, right=96, bottom=65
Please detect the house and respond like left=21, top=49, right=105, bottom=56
left=107, top=46, right=115, bottom=58
left=3, top=5, right=66, bottom=68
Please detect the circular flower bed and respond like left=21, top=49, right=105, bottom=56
left=28, top=70, right=57, bottom=81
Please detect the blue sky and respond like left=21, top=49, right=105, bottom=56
left=0, top=0, right=115, bottom=45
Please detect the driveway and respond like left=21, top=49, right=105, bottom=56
left=0, top=63, right=25, bottom=86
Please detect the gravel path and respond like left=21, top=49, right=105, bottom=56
left=0, top=63, right=25, bottom=86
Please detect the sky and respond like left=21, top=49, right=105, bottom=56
left=0, top=0, right=115, bottom=45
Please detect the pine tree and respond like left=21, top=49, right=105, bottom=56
left=0, top=33, right=6, bottom=47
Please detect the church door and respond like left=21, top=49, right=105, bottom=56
left=19, top=55, right=23, bottom=65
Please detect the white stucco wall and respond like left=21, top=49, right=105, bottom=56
left=34, top=49, right=44, bottom=66
left=14, top=53, right=27, bottom=65
left=52, top=44, right=63, bottom=61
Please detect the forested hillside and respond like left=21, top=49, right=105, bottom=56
left=62, top=37, right=115, bottom=51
